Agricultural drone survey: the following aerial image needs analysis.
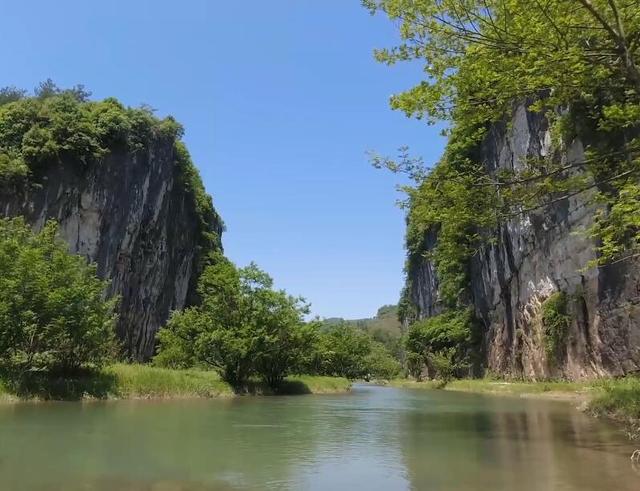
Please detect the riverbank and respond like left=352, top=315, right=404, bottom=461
left=389, top=377, right=640, bottom=425
left=0, top=364, right=351, bottom=403
left=389, top=378, right=593, bottom=401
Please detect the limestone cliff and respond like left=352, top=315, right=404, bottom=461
left=405, top=105, right=640, bottom=379
left=0, top=135, right=223, bottom=361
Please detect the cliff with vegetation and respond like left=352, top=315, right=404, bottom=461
left=404, top=105, right=640, bottom=379
left=367, top=1, right=640, bottom=381
left=0, top=84, right=223, bottom=360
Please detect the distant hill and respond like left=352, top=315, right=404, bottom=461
left=322, top=305, right=402, bottom=338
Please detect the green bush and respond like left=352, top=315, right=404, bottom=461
left=308, top=323, right=372, bottom=379
left=541, top=292, right=570, bottom=362
left=405, top=309, right=474, bottom=380
left=365, top=341, right=402, bottom=379
left=427, top=348, right=457, bottom=387
left=0, top=218, right=117, bottom=378
left=589, top=376, right=640, bottom=423
left=304, top=322, right=401, bottom=380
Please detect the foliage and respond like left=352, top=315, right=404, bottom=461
left=174, top=141, right=224, bottom=264
left=0, top=218, right=117, bottom=378
left=404, top=309, right=474, bottom=380
left=0, top=86, right=26, bottom=106
left=308, top=322, right=401, bottom=380
left=308, top=323, right=373, bottom=379
left=427, top=348, right=458, bottom=387
left=365, top=341, right=402, bottom=379
left=541, top=292, right=571, bottom=362
left=0, top=150, right=29, bottom=185
left=155, top=254, right=314, bottom=391
left=589, top=376, right=640, bottom=424
left=366, top=0, right=640, bottom=320
left=364, top=0, right=640, bottom=124
left=402, top=129, right=498, bottom=307
left=320, top=304, right=403, bottom=359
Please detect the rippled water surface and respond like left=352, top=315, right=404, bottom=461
left=0, top=385, right=638, bottom=490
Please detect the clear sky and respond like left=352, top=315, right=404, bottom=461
left=0, top=1, right=445, bottom=319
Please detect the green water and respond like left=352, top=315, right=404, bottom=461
left=0, top=385, right=637, bottom=490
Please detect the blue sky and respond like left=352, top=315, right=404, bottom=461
left=0, top=1, right=445, bottom=319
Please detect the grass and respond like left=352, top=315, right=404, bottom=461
left=0, top=364, right=351, bottom=402
left=287, top=375, right=351, bottom=394
left=105, top=364, right=233, bottom=399
left=588, top=377, right=640, bottom=424
left=0, top=378, right=18, bottom=403
left=388, top=377, right=593, bottom=398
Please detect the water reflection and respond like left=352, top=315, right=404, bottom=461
left=399, top=391, right=637, bottom=491
left=0, top=386, right=637, bottom=490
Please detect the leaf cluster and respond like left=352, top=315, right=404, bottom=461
left=404, top=308, right=475, bottom=379
left=0, top=218, right=117, bottom=379
left=155, top=254, right=314, bottom=391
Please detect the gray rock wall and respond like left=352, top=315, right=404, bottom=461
left=0, top=138, right=223, bottom=360
left=406, top=105, right=640, bottom=379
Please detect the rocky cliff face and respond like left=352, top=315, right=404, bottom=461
left=406, top=105, right=640, bottom=380
left=0, top=138, right=223, bottom=361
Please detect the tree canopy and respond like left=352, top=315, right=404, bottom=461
left=155, top=254, right=316, bottom=390
left=0, top=218, right=117, bottom=378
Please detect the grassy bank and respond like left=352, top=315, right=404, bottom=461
left=389, top=378, right=594, bottom=400
left=588, top=377, right=640, bottom=425
left=389, top=377, right=640, bottom=427
left=0, top=364, right=351, bottom=402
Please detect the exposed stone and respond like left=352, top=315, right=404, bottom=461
left=0, top=138, right=223, bottom=361
left=406, top=105, right=640, bottom=380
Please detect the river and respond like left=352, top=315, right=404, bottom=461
left=0, top=384, right=637, bottom=490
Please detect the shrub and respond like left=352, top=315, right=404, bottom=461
left=365, top=341, right=402, bottom=380
left=404, top=309, right=474, bottom=379
left=310, top=323, right=372, bottom=379
left=305, top=322, right=401, bottom=380
left=0, top=218, right=117, bottom=378
left=427, top=348, right=457, bottom=387
left=542, top=292, right=570, bottom=363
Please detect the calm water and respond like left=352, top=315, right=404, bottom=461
left=0, top=385, right=638, bottom=490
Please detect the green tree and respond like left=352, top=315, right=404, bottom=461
left=155, top=254, right=314, bottom=391
left=427, top=348, right=458, bottom=388
left=404, top=309, right=474, bottom=380
left=311, top=323, right=373, bottom=379
left=364, top=0, right=640, bottom=124
left=365, top=340, right=402, bottom=380
left=0, top=86, right=26, bottom=106
left=0, top=218, right=117, bottom=378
